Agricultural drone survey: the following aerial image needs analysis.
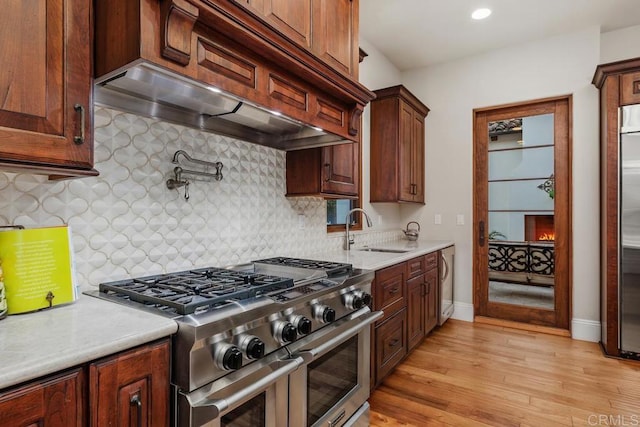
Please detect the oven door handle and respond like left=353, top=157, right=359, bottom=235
left=297, top=310, right=383, bottom=362
left=190, top=357, right=304, bottom=419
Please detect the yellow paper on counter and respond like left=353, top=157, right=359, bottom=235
left=0, top=225, right=77, bottom=314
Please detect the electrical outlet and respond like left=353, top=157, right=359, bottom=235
left=298, top=214, right=306, bottom=229
left=434, top=214, right=442, bottom=225
left=456, top=214, right=464, bottom=225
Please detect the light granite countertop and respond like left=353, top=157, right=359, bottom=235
left=310, top=239, right=454, bottom=271
left=0, top=295, right=177, bottom=390
left=0, top=239, right=452, bottom=392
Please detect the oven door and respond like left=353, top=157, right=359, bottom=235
left=287, top=307, right=383, bottom=427
left=176, top=350, right=304, bottom=427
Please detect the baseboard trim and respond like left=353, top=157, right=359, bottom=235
left=571, top=318, right=601, bottom=342
left=451, top=302, right=474, bottom=322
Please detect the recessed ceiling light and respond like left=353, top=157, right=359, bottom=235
left=471, top=8, right=492, bottom=20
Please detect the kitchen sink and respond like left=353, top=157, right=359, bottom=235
left=356, top=248, right=409, bottom=253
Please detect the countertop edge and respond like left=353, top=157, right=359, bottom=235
left=308, top=239, right=455, bottom=272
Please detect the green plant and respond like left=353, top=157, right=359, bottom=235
left=488, top=230, right=507, bottom=240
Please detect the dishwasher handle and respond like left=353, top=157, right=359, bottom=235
left=441, top=252, right=449, bottom=283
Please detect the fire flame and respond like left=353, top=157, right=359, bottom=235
left=538, top=233, right=555, bottom=241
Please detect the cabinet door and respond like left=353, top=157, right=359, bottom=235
left=233, top=0, right=312, bottom=48
left=424, top=269, right=439, bottom=334
left=312, top=0, right=357, bottom=76
left=398, top=101, right=415, bottom=201
left=90, top=339, right=170, bottom=427
left=406, top=274, right=425, bottom=352
left=412, top=111, right=425, bottom=203
left=374, top=308, right=406, bottom=387
left=263, top=0, right=312, bottom=48
left=321, top=142, right=359, bottom=196
left=0, top=0, right=93, bottom=174
left=0, top=368, right=84, bottom=426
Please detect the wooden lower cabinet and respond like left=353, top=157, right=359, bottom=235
left=90, top=339, right=170, bottom=427
left=0, top=0, right=96, bottom=179
left=424, top=268, right=439, bottom=333
left=371, top=252, right=441, bottom=390
left=0, top=368, right=84, bottom=426
left=0, top=339, right=170, bottom=427
left=373, top=308, right=407, bottom=387
left=406, top=274, right=425, bottom=352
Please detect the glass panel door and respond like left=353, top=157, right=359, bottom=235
left=473, top=95, right=571, bottom=330
left=487, top=114, right=556, bottom=309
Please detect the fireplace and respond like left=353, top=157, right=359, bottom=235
left=525, top=215, right=555, bottom=241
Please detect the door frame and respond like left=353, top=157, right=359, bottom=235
left=472, top=95, right=572, bottom=331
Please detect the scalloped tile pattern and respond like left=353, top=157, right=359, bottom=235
left=0, top=107, right=401, bottom=286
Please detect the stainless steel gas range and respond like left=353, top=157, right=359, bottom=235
left=89, top=257, right=381, bottom=427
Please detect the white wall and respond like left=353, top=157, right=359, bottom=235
left=600, top=24, right=640, bottom=64
left=399, top=27, right=602, bottom=333
left=358, top=38, right=403, bottom=230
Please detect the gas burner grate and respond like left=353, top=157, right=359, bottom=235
left=98, top=267, right=294, bottom=315
left=252, top=257, right=353, bottom=276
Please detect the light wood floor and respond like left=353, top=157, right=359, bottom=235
left=369, top=320, right=640, bottom=427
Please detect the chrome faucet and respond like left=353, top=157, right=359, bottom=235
left=344, top=208, right=373, bottom=250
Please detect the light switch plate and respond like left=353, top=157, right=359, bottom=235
left=456, top=214, right=464, bottom=225
left=434, top=214, right=442, bottom=225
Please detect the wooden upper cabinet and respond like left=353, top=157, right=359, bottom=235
left=312, top=0, right=358, bottom=78
left=89, top=339, right=170, bottom=427
left=95, top=0, right=373, bottom=146
left=0, top=368, right=84, bottom=427
left=235, top=0, right=357, bottom=77
left=256, top=0, right=313, bottom=49
left=0, top=0, right=96, bottom=179
left=286, top=142, right=359, bottom=198
left=370, top=85, right=429, bottom=204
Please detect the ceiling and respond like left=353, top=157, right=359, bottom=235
left=360, top=0, right=640, bottom=71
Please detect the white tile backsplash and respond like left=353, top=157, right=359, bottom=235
left=0, top=107, right=401, bottom=286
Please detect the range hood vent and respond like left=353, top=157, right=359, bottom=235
left=95, top=63, right=350, bottom=151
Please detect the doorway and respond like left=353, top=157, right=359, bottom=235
left=473, top=96, right=572, bottom=331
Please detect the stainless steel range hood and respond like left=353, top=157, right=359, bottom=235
left=94, top=62, right=350, bottom=151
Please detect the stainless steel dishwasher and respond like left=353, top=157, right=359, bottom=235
left=439, top=246, right=455, bottom=325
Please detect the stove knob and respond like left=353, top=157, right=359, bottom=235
left=273, top=320, right=297, bottom=343
left=352, top=290, right=372, bottom=307
left=237, top=335, right=265, bottom=360
left=313, top=304, right=336, bottom=323
left=213, top=343, right=243, bottom=371
left=289, top=315, right=312, bottom=335
left=342, top=292, right=364, bottom=310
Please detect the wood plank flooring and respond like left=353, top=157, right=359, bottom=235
left=369, top=320, right=640, bottom=427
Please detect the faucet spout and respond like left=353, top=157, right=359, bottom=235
left=344, top=208, right=373, bottom=251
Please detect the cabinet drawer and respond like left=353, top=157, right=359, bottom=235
left=406, top=256, right=426, bottom=278
left=621, top=71, right=640, bottom=106
left=425, top=252, right=438, bottom=271
left=374, top=308, right=407, bottom=385
left=374, top=262, right=406, bottom=317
